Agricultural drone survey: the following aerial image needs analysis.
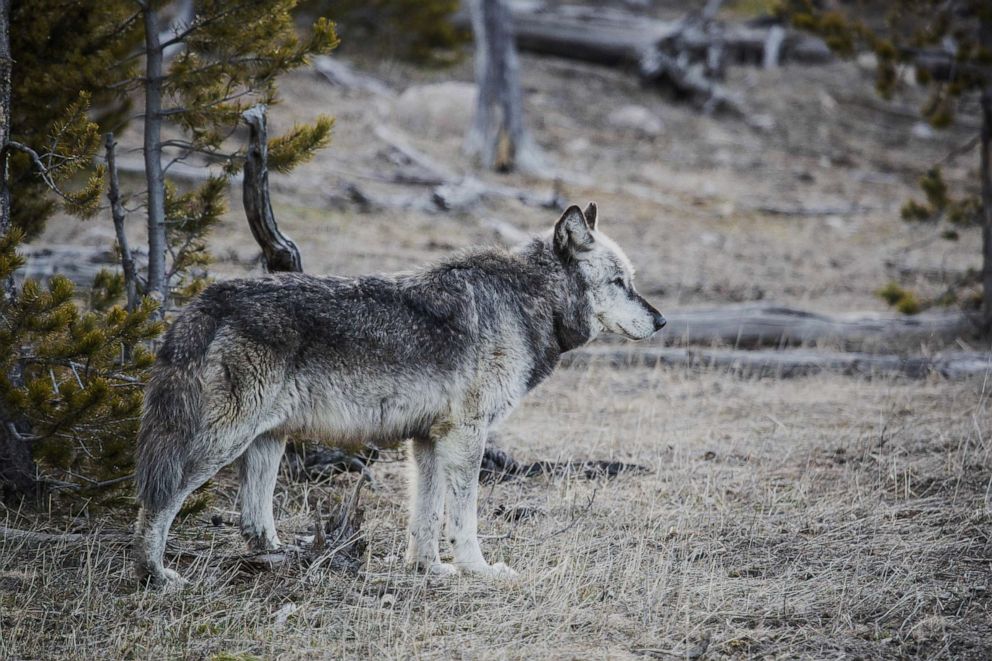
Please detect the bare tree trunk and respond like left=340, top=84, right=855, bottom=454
left=142, top=6, right=167, bottom=313
left=465, top=0, right=541, bottom=173
left=105, top=133, right=139, bottom=312
left=980, top=15, right=992, bottom=337
left=981, top=88, right=992, bottom=336
left=0, top=0, right=10, bottom=250
left=241, top=106, right=302, bottom=273
left=0, top=0, right=37, bottom=502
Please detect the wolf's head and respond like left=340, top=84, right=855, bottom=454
left=553, top=203, right=666, bottom=341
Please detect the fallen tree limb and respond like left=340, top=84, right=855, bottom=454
left=479, top=446, right=650, bottom=483
left=335, top=126, right=563, bottom=213
left=0, top=526, right=130, bottom=545
left=650, top=303, right=972, bottom=350
left=563, top=346, right=991, bottom=380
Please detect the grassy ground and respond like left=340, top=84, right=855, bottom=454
left=2, top=364, right=990, bottom=659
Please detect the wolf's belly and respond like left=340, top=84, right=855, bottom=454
left=271, top=369, right=458, bottom=444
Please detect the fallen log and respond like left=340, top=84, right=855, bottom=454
left=650, top=304, right=972, bottom=350
left=563, top=346, right=991, bottom=380
left=456, top=1, right=833, bottom=70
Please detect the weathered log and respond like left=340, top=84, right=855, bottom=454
left=457, top=1, right=833, bottom=69
left=650, top=304, right=972, bottom=350
left=564, top=346, right=990, bottom=380
left=0, top=525, right=130, bottom=544
left=365, top=125, right=561, bottom=211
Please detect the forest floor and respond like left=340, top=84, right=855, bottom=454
left=4, top=6, right=992, bottom=659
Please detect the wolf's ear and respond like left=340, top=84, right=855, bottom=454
left=583, top=202, right=597, bottom=231
left=554, top=205, right=594, bottom=256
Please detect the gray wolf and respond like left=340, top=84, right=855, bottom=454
left=133, top=203, right=665, bottom=587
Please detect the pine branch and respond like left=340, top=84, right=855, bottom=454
left=0, top=141, right=72, bottom=203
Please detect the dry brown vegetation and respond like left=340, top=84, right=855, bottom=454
left=2, top=366, right=990, bottom=659
left=5, top=5, right=992, bottom=658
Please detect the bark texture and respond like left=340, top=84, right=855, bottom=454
left=242, top=106, right=302, bottom=273
left=465, top=0, right=541, bottom=173
left=142, top=6, right=167, bottom=310
left=0, top=0, right=37, bottom=502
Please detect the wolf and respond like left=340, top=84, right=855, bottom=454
left=133, top=203, right=665, bottom=587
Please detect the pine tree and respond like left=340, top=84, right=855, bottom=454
left=0, top=1, right=339, bottom=502
left=783, top=1, right=992, bottom=332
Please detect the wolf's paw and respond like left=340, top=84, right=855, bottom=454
left=245, top=534, right=281, bottom=552
left=427, top=562, right=458, bottom=577
left=143, top=567, right=187, bottom=592
left=459, top=561, right=519, bottom=580
left=405, top=556, right=458, bottom=578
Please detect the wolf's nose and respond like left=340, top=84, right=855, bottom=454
left=653, top=312, right=667, bottom=331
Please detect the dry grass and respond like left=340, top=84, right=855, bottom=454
left=2, top=365, right=990, bottom=659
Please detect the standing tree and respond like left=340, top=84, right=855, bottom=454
left=785, top=1, right=992, bottom=333
left=0, top=0, right=339, bottom=502
left=464, top=0, right=542, bottom=173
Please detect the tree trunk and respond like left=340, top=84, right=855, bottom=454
left=981, top=88, right=992, bottom=336
left=142, top=6, right=167, bottom=313
left=0, top=0, right=10, bottom=245
left=465, top=0, right=541, bottom=173
left=0, top=0, right=38, bottom=502
left=979, top=14, right=992, bottom=336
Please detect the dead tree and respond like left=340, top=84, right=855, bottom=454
left=464, top=0, right=542, bottom=173
left=242, top=106, right=303, bottom=273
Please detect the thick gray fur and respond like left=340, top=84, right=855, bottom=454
left=133, top=203, right=665, bottom=587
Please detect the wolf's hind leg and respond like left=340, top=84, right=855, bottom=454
left=405, top=437, right=454, bottom=575
left=238, top=432, right=285, bottom=550
left=135, top=426, right=261, bottom=588
left=135, top=463, right=219, bottom=589
left=438, top=424, right=517, bottom=579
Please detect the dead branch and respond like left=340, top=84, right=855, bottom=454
left=104, top=133, right=139, bottom=311
left=0, top=526, right=130, bottom=545
left=241, top=105, right=302, bottom=273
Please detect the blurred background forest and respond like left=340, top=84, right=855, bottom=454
left=1, top=1, right=990, bottom=659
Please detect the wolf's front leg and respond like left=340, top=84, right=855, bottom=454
left=406, top=437, right=456, bottom=576
left=437, top=424, right=517, bottom=579
left=238, top=433, right=285, bottom=550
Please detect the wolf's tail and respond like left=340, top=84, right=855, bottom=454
left=134, top=365, right=204, bottom=512
left=135, top=306, right=219, bottom=512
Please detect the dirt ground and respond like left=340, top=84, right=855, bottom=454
left=6, top=9, right=992, bottom=661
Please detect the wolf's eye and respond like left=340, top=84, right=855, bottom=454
left=611, top=277, right=625, bottom=288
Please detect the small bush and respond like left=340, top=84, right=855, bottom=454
left=876, top=282, right=922, bottom=315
